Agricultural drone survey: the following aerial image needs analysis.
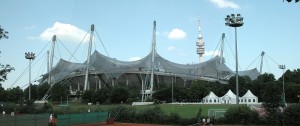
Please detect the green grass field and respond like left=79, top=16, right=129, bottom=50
left=53, top=103, right=231, bottom=119
left=0, top=103, right=231, bottom=126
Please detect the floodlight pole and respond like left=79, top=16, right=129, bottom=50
left=25, top=52, right=35, bottom=100
left=279, top=65, right=286, bottom=105
left=225, top=14, right=244, bottom=105
left=171, top=73, right=174, bottom=103
left=279, top=64, right=286, bottom=126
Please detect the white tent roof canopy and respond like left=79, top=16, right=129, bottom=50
left=242, top=90, right=258, bottom=98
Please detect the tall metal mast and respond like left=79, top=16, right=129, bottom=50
left=220, top=33, right=225, bottom=64
left=196, top=17, right=205, bottom=62
left=47, top=50, right=50, bottom=83
left=84, top=24, right=94, bottom=91
left=49, top=35, right=56, bottom=86
left=149, top=21, right=156, bottom=96
left=260, top=51, right=265, bottom=74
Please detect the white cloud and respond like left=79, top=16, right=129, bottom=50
left=203, top=50, right=221, bottom=57
left=167, top=46, right=176, bottom=51
left=168, top=28, right=186, bottom=40
left=209, top=0, right=240, bottom=9
left=33, top=22, right=88, bottom=42
left=128, top=56, right=141, bottom=61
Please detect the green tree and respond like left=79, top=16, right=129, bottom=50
left=0, top=26, right=9, bottom=39
left=224, top=105, right=259, bottom=125
left=284, top=104, right=300, bottom=125
left=110, top=87, right=129, bottom=103
left=91, top=88, right=111, bottom=104
left=256, top=73, right=276, bottom=83
left=153, top=88, right=170, bottom=102
left=251, top=73, right=276, bottom=102
left=50, top=83, right=69, bottom=102
left=228, top=75, right=252, bottom=96
left=280, top=69, right=300, bottom=84
left=0, top=26, right=13, bottom=84
left=127, top=85, right=141, bottom=103
left=0, top=63, right=14, bottom=85
left=81, top=90, right=94, bottom=103
left=206, top=81, right=228, bottom=97
left=174, top=86, right=189, bottom=102
left=285, top=82, right=300, bottom=103
left=37, top=83, right=50, bottom=100
left=262, top=82, right=282, bottom=113
left=0, top=84, right=7, bottom=101
left=188, top=82, right=208, bottom=102
left=6, top=86, right=23, bottom=102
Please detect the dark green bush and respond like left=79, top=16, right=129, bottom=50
left=223, top=105, right=260, bottom=125
left=284, top=104, right=300, bottom=125
left=110, top=106, right=137, bottom=123
left=135, top=106, right=167, bottom=124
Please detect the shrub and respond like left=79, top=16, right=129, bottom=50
left=110, top=87, right=129, bottom=103
left=109, top=106, right=136, bottom=123
left=223, top=105, right=260, bottom=125
left=135, top=106, right=167, bottom=124
left=284, top=104, right=300, bottom=125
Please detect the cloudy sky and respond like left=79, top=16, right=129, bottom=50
left=1, top=0, right=299, bottom=89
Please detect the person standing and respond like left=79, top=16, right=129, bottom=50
left=48, top=113, right=53, bottom=126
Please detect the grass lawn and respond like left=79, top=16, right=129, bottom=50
left=53, top=102, right=232, bottom=119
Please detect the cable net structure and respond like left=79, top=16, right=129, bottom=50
left=37, top=22, right=260, bottom=100
left=40, top=49, right=259, bottom=91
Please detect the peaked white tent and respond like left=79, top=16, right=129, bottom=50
left=202, top=91, right=220, bottom=104
left=220, top=90, right=237, bottom=104
left=240, top=90, right=258, bottom=104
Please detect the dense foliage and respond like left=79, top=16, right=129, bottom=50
left=223, top=105, right=260, bottom=125
left=0, top=25, right=9, bottom=39
left=109, top=106, right=198, bottom=125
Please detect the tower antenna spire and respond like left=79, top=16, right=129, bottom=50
left=196, top=17, right=205, bottom=62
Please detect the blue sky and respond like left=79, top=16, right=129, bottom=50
left=1, top=0, right=299, bottom=89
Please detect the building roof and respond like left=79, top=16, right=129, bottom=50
left=242, top=90, right=258, bottom=98
left=203, top=91, right=219, bottom=99
left=221, top=89, right=237, bottom=98
left=41, top=50, right=260, bottom=85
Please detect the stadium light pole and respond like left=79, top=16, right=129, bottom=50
left=225, top=14, right=244, bottom=105
left=171, top=73, right=174, bottom=103
left=25, top=52, right=35, bottom=100
left=279, top=65, right=286, bottom=106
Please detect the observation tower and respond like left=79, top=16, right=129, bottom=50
left=196, top=17, right=205, bottom=63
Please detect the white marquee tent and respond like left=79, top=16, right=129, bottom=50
left=240, top=90, right=258, bottom=104
left=220, top=89, right=237, bottom=104
left=202, top=89, right=259, bottom=105
left=202, top=91, right=220, bottom=104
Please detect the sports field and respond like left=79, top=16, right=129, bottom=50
left=53, top=103, right=232, bottom=118
left=0, top=104, right=231, bottom=126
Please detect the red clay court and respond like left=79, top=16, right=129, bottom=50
left=73, top=122, right=170, bottom=126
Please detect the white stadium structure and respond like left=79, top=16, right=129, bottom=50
left=38, top=21, right=260, bottom=100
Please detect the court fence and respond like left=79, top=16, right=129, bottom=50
left=0, top=112, right=109, bottom=126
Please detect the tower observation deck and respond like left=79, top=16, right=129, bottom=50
left=196, top=17, right=205, bottom=62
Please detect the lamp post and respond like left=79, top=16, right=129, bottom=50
left=171, top=73, right=174, bottom=103
left=225, top=14, right=244, bottom=105
left=279, top=65, right=286, bottom=106
left=25, top=52, right=35, bottom=100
